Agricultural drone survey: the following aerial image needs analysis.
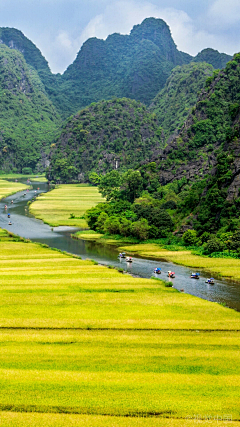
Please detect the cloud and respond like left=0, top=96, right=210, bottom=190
left=9, top=0, right=239, bottom=73
left=77, top=1, right=220, bottom=57
left=208, top=0, right=240, bottom=26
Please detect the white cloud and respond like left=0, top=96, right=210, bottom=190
left=208, top=0, right=240, bottom=26
left=33, top=0, right=240, bottom=73
left=76, top=1, right=221, bottom=57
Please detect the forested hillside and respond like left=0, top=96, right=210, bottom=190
left=194, top=48, right=232, bottom=70
left=147, top=54, right=240, bottom=236
left=0, top=44, right=60, bottom=172
left=83, top=54, right=240, bottom=255
left=0, top=19, right=232, bottom=119
left=47, top=98, right=162, bottom=181
left=150, top=62, right=214, bottom=143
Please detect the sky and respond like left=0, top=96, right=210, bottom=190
left=0, top=0, right=240, bottom=74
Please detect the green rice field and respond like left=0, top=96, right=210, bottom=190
left=30, top=184, right=104, bottom=227
left=0, top=179, right=28, bottom=200
left=0, top=229, right=239, bottom=425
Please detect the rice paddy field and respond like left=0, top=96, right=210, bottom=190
left=30, top=184, right=104, bottom=227
left=0, top=179, right=28, bottom=200
left=0, top=229, right=239, bottom=426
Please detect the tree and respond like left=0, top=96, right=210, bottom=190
left=104, top=216, right=120, bottom=234
left=89, top=172, right=101, bottom=185
left=132, top=218, right=150, bottom=240
left=121, top=170, right=143, bottom=203
left=96, top=212, right=108, bottom=232
left=98, top=170, right=121, bottom=201
left=205, top=237, right=224, bottom=254
left=182, top=229, right=197, bottom=246
left=119, top=218, right=132, bottom=237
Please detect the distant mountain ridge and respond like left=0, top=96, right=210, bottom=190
left=0, top=19, right=232, bottom=118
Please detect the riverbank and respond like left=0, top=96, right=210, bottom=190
left=30, top=184, right=104, bottom=227
left=0, top=179, right=28, bottom=200
left=0, top=228, right=239, bottom=424
left=74, top=231, right=240, bottom=282
left=0, top=173, right=47, bottom=182
left=29, top=182, right=240, bottom=282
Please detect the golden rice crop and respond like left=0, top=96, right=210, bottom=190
left=0, top=179, right=28, bottom=200
left=0, top=234, right=240, bottom=421
left=0, top=412, right=237, bottom=427
left=30, top=184, right=104, bottom=227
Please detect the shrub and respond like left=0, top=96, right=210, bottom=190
left=104, top=216, right=120, bottom=234
left=182, top=229, right=197, bottom=246
left=132, top=218, right=150, bottom=240
left=205, top=237, right=225, bottom=254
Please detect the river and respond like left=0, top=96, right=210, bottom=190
left=0, top=180, right=239, bottom=311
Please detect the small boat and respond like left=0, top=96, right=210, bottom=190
left=205, top=278, right=214, bottom=285
left=191, top=273, right=200, bottom=279
left=154, top=268, right=161, bottom=274
left=118, top=252, right=126, bottom=258
left=167, top=271, right=175, bottom=278
left=126, top=257, right=133, bottom=263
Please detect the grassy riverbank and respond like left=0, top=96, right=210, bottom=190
left=0, top=173, right=47, bottom=182
left=0, top=228, right=239, bottom=425
left=0, top=179, right=28, bottom=200
left=30, top=184, right=104, bottom=227
left=75, top=231, right=240, bottom=281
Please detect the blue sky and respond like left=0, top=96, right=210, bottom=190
left=0, top=0, right=240, bottom=73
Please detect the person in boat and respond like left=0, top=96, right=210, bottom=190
left=4, top=205, right=7, bottom=209
left=168, top=271, right=175, bottom=278
left=11, top=200, right=13, bottom=204
left=8, top=221, right=12, bottom=225
left=191, top=273, right=200, bottom=279
left=7, top=213, right=10, bottom=218
left=154, top=268, right=161, bottom=274
left=206, top=278, right=214, bottom=284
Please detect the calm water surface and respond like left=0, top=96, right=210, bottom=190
left=0, top=180, right=240, bottom=311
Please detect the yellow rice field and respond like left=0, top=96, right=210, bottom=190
left=0, top=179, right=28, bottom=200
left=30, top=184, right=104, bottom=227
left=1, top=412, right=239, bottom=427
left=0, top=229, right=239, bottom=424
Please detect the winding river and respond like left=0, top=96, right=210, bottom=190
left=0, top=180, right=240, bottom=311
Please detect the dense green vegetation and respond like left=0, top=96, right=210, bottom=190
left=150, top=62, right=214, bottom=143
left=151, top=54, right=240, bottom=245
left=194, top=48, right=232, bottom=69
left=86, top=54, right=240, bottom=256
left=47, top=98, right=163, bottom=181
left=84, top=52, right=240, bottom=255
left=53, top=18, right=192, bottom=117
left=1, top=20, right=231, bottom=120
left=0, top=44, right=60, bottom=172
